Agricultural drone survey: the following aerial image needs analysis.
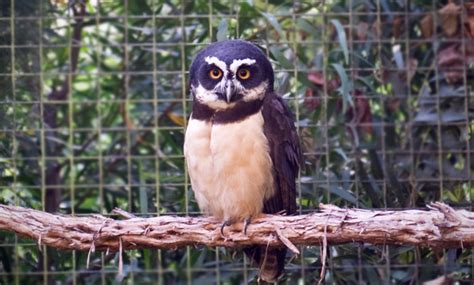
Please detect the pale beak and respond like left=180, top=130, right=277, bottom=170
left=225, top=81, right=235, bottom=103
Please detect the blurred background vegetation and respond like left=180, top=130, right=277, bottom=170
left=0, top=0, right=473, bottom=284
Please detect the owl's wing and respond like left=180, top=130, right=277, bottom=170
left=261, top=92, right=302, bottom=215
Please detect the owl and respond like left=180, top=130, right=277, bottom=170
left=184, top=40, right=301, bottom=282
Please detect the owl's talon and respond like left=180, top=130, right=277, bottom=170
left=220, top=220, right=231, bottom=236
left=243, top=217, right=251, bottom=235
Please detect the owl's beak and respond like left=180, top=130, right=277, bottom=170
left=225, top=81, right=236, bottom=103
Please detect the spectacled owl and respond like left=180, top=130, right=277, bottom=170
left=184, top=40, right=301, bottom=282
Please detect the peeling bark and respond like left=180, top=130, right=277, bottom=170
left=0, top=203, right=472, bottom=253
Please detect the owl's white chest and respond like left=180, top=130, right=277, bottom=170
left=184, top=111, right=274, bottom=221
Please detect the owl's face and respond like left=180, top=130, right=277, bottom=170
left=189, top=40, right=274, bottom=110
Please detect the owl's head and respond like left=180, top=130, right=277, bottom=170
left=189, top=40, right=274, bottom=110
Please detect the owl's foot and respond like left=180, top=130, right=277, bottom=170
left=220, top=220, right=232, bottom=236
left=220, top=218, right=252, bottom=235
left=243, top=217, right=251, bottom=235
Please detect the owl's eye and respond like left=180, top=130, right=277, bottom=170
left=209, top=68, right=223, bottom=80
left=237, top=68, right=251, bottom=80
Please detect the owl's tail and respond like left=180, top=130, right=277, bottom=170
left=245, top=246, right=287, bottom=283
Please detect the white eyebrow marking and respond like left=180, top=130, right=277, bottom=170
left=229, top=58, right=256, bottom=73
left=204, top=56, right=227, bottom=73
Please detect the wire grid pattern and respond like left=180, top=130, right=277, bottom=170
left=0, top=0, right=473, bottom=284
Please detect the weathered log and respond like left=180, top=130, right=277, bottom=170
left=0, top=202, right=472, bottom=254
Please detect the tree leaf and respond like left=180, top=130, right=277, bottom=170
left=167, top=112, right=186, bottom=126
left=297, top=18, right=319, bottom=38
left=261, top=12, right=285, bottom=39
left=420, top=14, right=433, bottom=38
left=332, top=63, right=353, bottom=113
left=138, top=163, right=148, bottom=215
left=330, top=19, right=349, bottom=64
left=269, top=46, right=293, bottom=69
left=392, top=44, right=404, bottom=69
left=439, top=2, right=461, bottom=37
left=329, top=185, right=358, bottom=205
left=216, top=18, right=228, bottom=42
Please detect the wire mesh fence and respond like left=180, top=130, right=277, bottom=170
left=0, top=0, right=473, bottom=284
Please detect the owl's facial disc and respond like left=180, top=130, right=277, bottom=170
left=193, top=56, right=267, bottom=109
left=204, top=56, right=240, bottom=103
left=189, top=40, right=274, bottom=110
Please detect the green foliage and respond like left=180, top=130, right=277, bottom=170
left=0, top=0, right=472, bottom=284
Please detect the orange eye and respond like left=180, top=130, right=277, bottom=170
left=237, top=68, right=251, bottom=80
left=209, top=68, right=223, bottom=80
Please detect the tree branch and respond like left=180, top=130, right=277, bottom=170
left=0, top=203, right=472, bottom=254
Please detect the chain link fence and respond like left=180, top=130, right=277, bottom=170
left=0, top=0, right=473, bottom=284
